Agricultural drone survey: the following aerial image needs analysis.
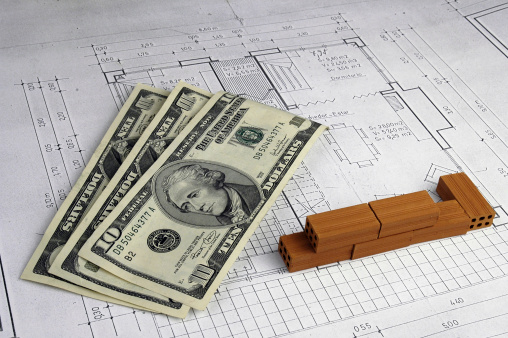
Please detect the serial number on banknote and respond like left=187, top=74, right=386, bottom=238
left=253, top=123, right=283, bottom=160
left=112, top=207, right=155, bottom=258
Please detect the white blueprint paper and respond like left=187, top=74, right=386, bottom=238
left=1, top=0, right=508, bottom=337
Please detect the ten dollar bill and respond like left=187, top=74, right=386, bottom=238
left=21, top=84, right=169, bottom=308
left=79, top=91, right=326, bottom=309
left=49, top=83, right=211, bottom=316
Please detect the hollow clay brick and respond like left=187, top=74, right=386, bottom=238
left=305, top=203, right=380, bottom=253
left=436, top=172, right=495, bottom=229
left=369, top=191, right=439, bottom=238
left=351, top=231, right=413, bottom=259
left=413, top=200, right=469, bottom=244
left=278, top=232, right=353, bottom=273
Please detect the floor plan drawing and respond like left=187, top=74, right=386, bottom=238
left=451, top=0, right=508, bottom=58
left=19, top=77, right=86, bottom=211
left=325, top=124, right=380, bottom=168
left=2, top=0, right=508, bottom=337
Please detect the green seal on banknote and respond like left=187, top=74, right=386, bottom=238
left=235, top=127, right=264, bottom=146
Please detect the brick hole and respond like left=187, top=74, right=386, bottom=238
left=486, top=222, right=490, bottom=225
left=288, top=254, right=291, bottom=261
left=314, top=235, right=317, bottom=240
left=279, top=248, right=282, bottom=254
left=470, top=225, right=474, bottom=229
left=310, top=227, right=314, bottom=234
left=313, top=242, right=316, bottom=248
left=480, top=216, right=485, bottom=220
left=286, top=262, right=289, bottom=268
left=472, top=218, right=477, bottom=222
left=478, top=223, right=483, bottom=227
left=488, top=215, right=493, bottom=219
left=283, top=254, right=286, bottom=260
left=284, top=247, right=287, bottom=254
left=305, top=227, right=308, bottom=233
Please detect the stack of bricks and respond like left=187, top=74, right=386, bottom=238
left=279, top=172, right=496, bottom=273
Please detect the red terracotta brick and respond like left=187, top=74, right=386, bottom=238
left=369, top=191, right=439, bottom=238
left=305, top=203, right=380, bottom=253
left=279, top=232, right=353, bottom=273
left=352, top=231, right=413, bottom=259
left=413, top=200, right=469, bottom=244
left=436, top=172, right=495, bottom=229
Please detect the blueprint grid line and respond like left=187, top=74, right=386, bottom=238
left=0, top=255, right=17, bottom=338
left=126, top=224, right=508, bottom=337
left=80, top=296, right=96, bottom=338
left=36, top=78, right=73, bottom=186
left=19, top=77, right=88, bottom=212
left=379, top=291, right=508, bottom=337
left=19, top=81, right=61, bottom=212
left=54, top=77, right=87, bottom=167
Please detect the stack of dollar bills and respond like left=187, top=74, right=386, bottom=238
left=22, top=82, right=326, bottom=317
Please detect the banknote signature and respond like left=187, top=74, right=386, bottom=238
left=191, top=230, right=220, bottom=259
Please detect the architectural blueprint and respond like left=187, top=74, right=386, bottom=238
left=1, top=0, right=508, bottom=337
